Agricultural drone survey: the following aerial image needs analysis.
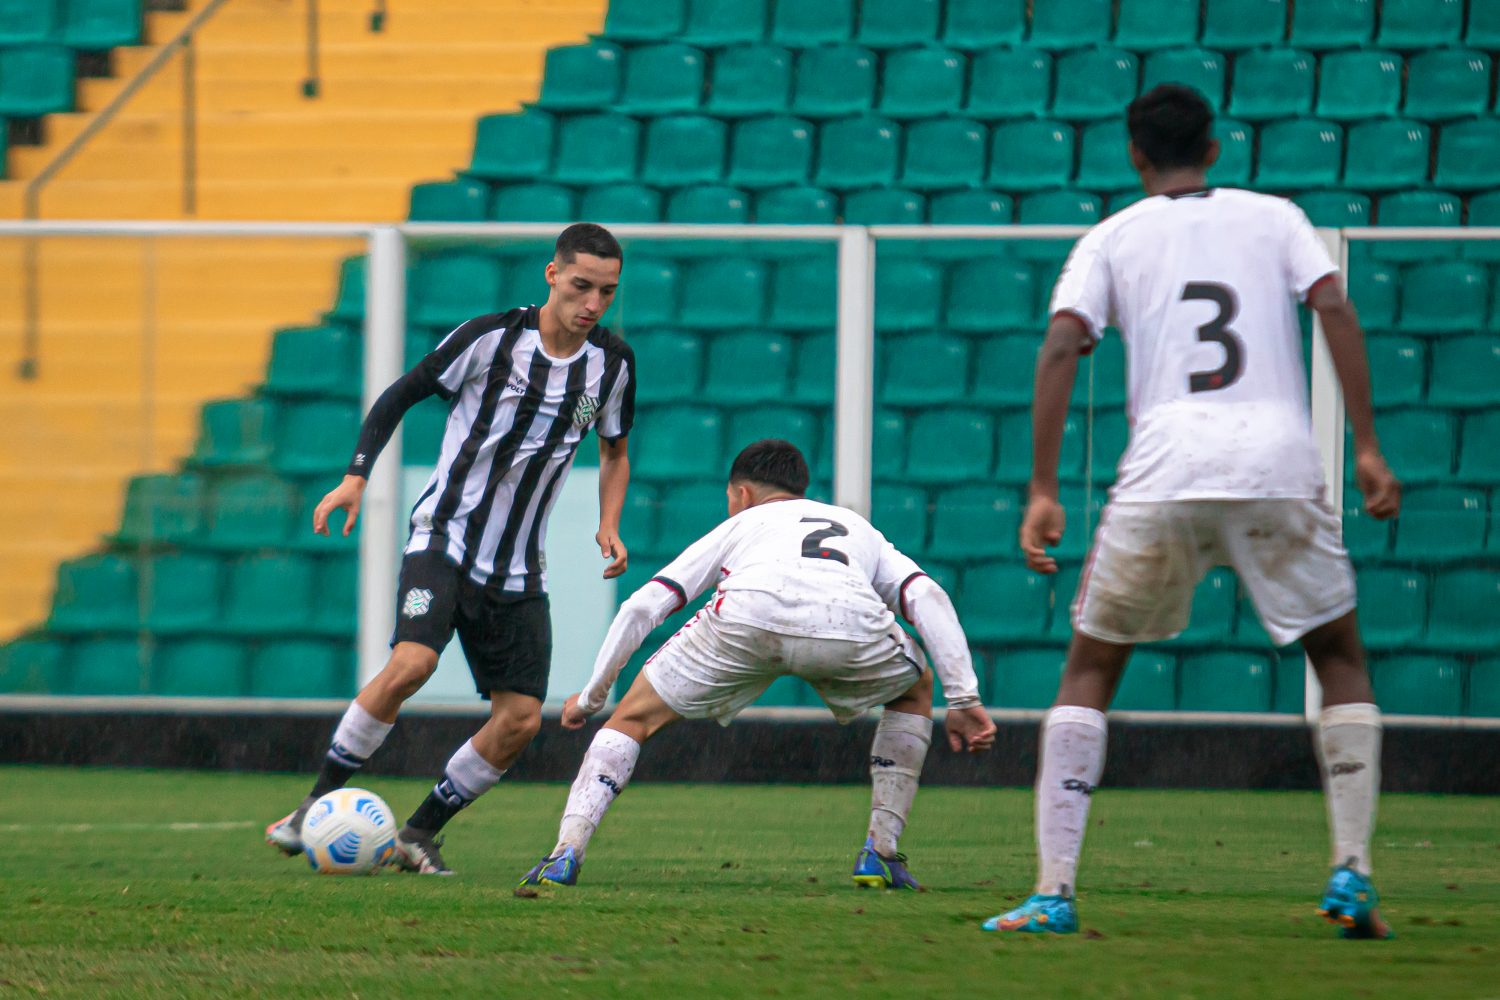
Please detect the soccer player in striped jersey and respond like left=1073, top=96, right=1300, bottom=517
left=983, top=87, right=1402, bottom=937
left=266, top=223, right=636, bottom=874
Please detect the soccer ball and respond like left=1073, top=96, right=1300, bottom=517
left=300, top=788, right=397, bottom=875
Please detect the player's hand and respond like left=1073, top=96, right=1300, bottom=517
left=1354, top=449, right=1401, bottom=521
left=596, top=529, right=628, bottom=579
left=313, top=475, right=367, bottom=537
left=560, top=693, right=589, bottom=730
left=1020, top=494, right=1066, bottom=574
left=944, top=706, right=997, bottom=753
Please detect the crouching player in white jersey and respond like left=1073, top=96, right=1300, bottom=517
left=983, top=86, right=1403, bottom=938
left=519, top=439, right=997, bottom=890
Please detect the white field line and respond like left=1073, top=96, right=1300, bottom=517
left=0, top=820, right=256, bottom=833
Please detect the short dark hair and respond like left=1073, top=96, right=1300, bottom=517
left=1127, top=84, right=1214, bottom=171
left=554, top=222, right=622, bottom=266
left=728, top=439, right=809, bottom=496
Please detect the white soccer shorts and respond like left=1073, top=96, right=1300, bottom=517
left=643, top=610, right=925, bottom=725
left=1072, top=498, right=1358, bottom=647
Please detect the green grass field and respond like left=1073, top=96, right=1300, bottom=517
left=0, top=767, right=1495, bottom=999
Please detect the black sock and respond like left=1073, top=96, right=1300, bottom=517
left=403, top=777, right=471, bottom=836
left=309, top=748, right=367, bottom=800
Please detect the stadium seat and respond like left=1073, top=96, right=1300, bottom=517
left=1046, top=484, right=1106, bottom=562
left=1460, top=411, right=1500, bottom=482
left=929, top=190, right=1015, bottom=226
left=1346, top=259, right=1397, bottom=327
left=871, top=483, right=928, bottom=555
left=791, top=45, right=877, bottom=119
left=878, top=333, right=968, bottom=406
left=665, top=185, right=750, bottom=224
left=874, top=258, right=941, bottom=331
left=790, top=331, right=835, bottom=404
left=901, top=118, right=985, bottom=190
left=640, top=116, right=727, bottom=188
left=1434, top=119, right=1500, bottom=191
left=0, top=45, right=74, bottom=116
left=248, top=641, right=350, bottom=699
left=905, top=410, right=993, bottom=483
left=399, top=397, right=447, bottom=469
left=47, top=553, right=137, bottom=633
left=70, top=638, right=148, bottom=695
left=969, top=335, right=1039, bottom=403
left=958, top=564, right=1051, bottom=642
left=1291, top=191, right=1370, bottom=231
left=1376, top=0, right=1463, bottom=48
left=1393, top=487, right=1486, bottom=561
left=1173, top=567, right=1238, bottom=642
left=626, top=329, right=703, bottom=402
left=680, top=0, right=766, bottom=46
left=631, top=406, right=723, bottom=479
left=1405, top=49, right=1492, bottom=121
left=1114, top=0, right=1200, bottom=48
left=553, top=113, right=640, bottom=186
left=678, top=259, right=766, bottom=328
left=1428, top=569, right=1500, bottom=649
left=1201, top=0, right=1286, bottom=48
left=221, top=554, right=316, bottom=635
left=603, top=0, right=683, bottom=42
left=407, top=180, right=487, bottom=223
left=844, top=187, right=927, bottom=225
left=113, top=473, right=207, bottom=548
left=1462, top=192, right=1500, bottom=261
left=1085, top=410, right=1130, bottom=482
left=941, top=0, right=1023, bottom=50
left=312, top=558, right=355, bottom=639
left=965, top=46, right=1051, bottom=120
left=1114, top=651, right=1178, bottom=711
left=1470, top=658, right=1500, bottom=717
left=1315, top=49, right=1401, bottom=121
left=1340, top=502, right=1391, bottom=560
left=1028, top=0, right=1111, bottom=49
left=203, top=473, right=301, bottom=551
left=1374, top=655, right=1462, bottom=716
left=272, top=400, right=360, bottom=479
left=755, top=185, right=838, bottom=224
left=1358, top=568, right=1428, bottom=648
left=878, top=46, right=964, bottom=120
left=992, top=648, right=1065, bottom=709
left=62, top=0, right=141, bottom=49
left=1198, top=116, right=1250, bottom=187
left=1364, top=335, right=1424, bottom=407
left=1397, top=260, right=1488, bottom=333
left=152, top=639, right=245, bottom=698
left=0, top=637, right=66, bottom=694
left=140, top=553, right=222, bottom=636
left=490, top=183, right=575, bottom=222
left=324, top=256, right=366, bottom=324
left=1227, top=48, right=1314, bottom=120
left=190, top=398, right=275, bottom=468
left=1380, top=408, right=1457, bottom=482
left=987, top=120, right=1074, bottom=192
left=1080, top=333, right=1128, bottom=408
left=500, top=255, right=549, bottom=311
left=854, top=0, right=940, bottom=48
left=1178, top=651, right=1273, bottom=712
left=814, top=116, right=899, bottom=191
left=707, top=45, right=793, bottom=118
left=653, top=481, right=727, bottom=554
left=1470, top=0, right=1500, bottom=46
left=727, top=116, right=813, bottom=190
left=1431, top=337, right=1500, bottom=407
left=465, top=110, right=555, bottom=182
left=1051, top=48, right=1139, bottom=121
left=0, top=0, right=60, bottom=44
left=728, top=407, right=821, bottom=472
left=620, top=483, right=660, bottom=554
left=618, top=43, right=705, bottom=116
left=768, top=256, right=836, bottom=330
left=1141, top=48, right=1227, bottom=110
left=703, top=331, right=794, bottom=403
left=1015, top=192, right=1103, bottom=263
left=580, top=184, right=661, bottom=223
left=615, top=256, right=678, bottom=328
left=997, top=409, right=1084, bottom=483
left=1254, top=119, right=1343, bottom=190
left=536, top=41, right=623, bottom=111
left=1289, top=0, right=1375, bottom=49
left=407, top=253, right=503, bottom=328
left=770, top=0, right=852, bottom=46
left=1075, top=121, right=1136, bottom=190
left=1372, top=192, right=1462, bottom=263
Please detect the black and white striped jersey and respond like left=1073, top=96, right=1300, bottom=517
left=348, top=305, right=635, bottom=593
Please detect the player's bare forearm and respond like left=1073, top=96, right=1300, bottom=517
left=596, top=436, right=631, bottom=577
left=1310, top=280, right=1379, bottom=453
left=1029, top=315, right=1088, bottom=498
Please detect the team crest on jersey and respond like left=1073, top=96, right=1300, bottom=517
left=572, top=394, right=600, bottom=429
left=401, top=588, right=434, bottom=619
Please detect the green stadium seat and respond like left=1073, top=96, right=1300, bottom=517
left=1029, top=0, right=1111, bottom=49
left=1290, top=0, right=1374, bottom=49
left=191, top=398, right=275, bottom=468
left=1374, top=655, right=1461, bottom=716
left=0, top=45, right=74, bottom=116
left=1378, top=408, right=1457, bottom=481
left=877, top=46, right=964, bottom=119
left=771, top=0, right=852, bottom=46
left=1255, top=118, right=1343, bottom=190
left=790, top=331, right=835, bottom=404
left=0, top=0, right=60, bottom=44
left=324, top=256, right=366, bottom=324
left=203, top=473, right=301, bottom=551
left=874, top=257, right=941, bottom=331
left=1462, top=192, right=1500, bottom=261
left=632, top=405, right=722, bottom=479
left=1015, top=191, right=1103, bottom=263
left=537, top=41, right=622, bottom=110
left=678, top=259, right=765, bottom=328
left=843, top=188, right=926, bottom=225
left=400, top=397, right=444, bottom=469
left=490, top=183, right=575, bottom=223
left=1376, top=0, right=1463, bottom=49
left=1460, top=411, right=1500, bottom=482
left=1107, top=190, right=1147, bottom=215
left=653, top=480, right=728, bottom=553
left=997, top=409, right=1084, bottom=482
left=272, top=400, right=360, bottom=479
left=248, top=640, right=350, bottom=699
left=140, top=553, right=222, bottom=636
left=1397, top=260, right=1487, bottom=333
left=1051, top=48, right=1139, bottom=121
left=62, top=0, right=140, bottom=49
left=264, top=325, right=361, bottom=401
left=1082, top=333, right=1128, bottom=407
left=728, top=407, right=821, bottom=471
left=872, top=484, right=927, bottom=554
left=1114, top=0, right=1199, bottom=48
left=627, top=329, right=703, bottom=403
left=613, top=256, right=678, bottom=329
left=1394, top=487, right=1486, bottom=562
left=1171, top=567, right=1238, bottom=642
left=727, top=116, right=813, bottom=189
left=0, top=637, right=66, bottom=694
left=290, top=482, right=358, bottom=556
left=965, top=46, right=1051, bottom=119
left=958, top=564, right=1051, bottom=643
left=603, top=0, right=683, bottom=42
left=553, top=113, right=640, bottom=186
left=70, top=638, right=148, bottom=695
left=1201, top=0, right=1286, bottom=48
left=1114, top=651, right=1178, bottom=711
left=906, top=410, right=993, bottom=483
left=465, top=109, right=554, bottom=182
left=1427, top=569, right=1500, bottom=649
left=1178, top=651, right=1273, bottom=712
left=665, top=185, right=750, bottom=224
left=680, top=0, right=766, bottom=46
left=1469, top=658, right=1500, bottom=717
left=1434, top=119, right=1500, bottom=191
left=1372, top=192, right=1461, bottom=263
left=408, top=179, right=488, bottom=222
left=408, top=253, right=503, bottom=328
left=1470, top=1, right=1500, bottom=46
left=927, top=485, right=1019, bottom=562
left=970, top=335, right=1039, bottom=402
left=1347, top=259, right=1397, bottom=327
left=1342, top=119, right=1430, bottom=193
left=1341, top=502, right=1391, bottom=560
left=1141, top=48, right=1227, bottom=110
left=1204, top=116, right=1252, bottom=186
left=878, top=333, right=967, bottom=406
left=768, top=257, right=835, bottom=330
left=707, top=44, right=792, bottom=118
left=1085, top=410, right=1130, bottom=482
left=1431, top=337, right=1500, bottom=407
left=1228, top=48, right=1314, bottom=121
left=855, top=0, right=940, bottom=48
left=992, top=647, right=1064, bottom=709
left=703, top=331, right=794, bottom=403
left=1272, top=652, right=1305, bottom=714
left=1293, top=190, right=1371, bottom=228
left=942, top=0, right=1023, bottom=50
left=1358, top=568, right=1427, bottom=649
left=791, top=45, right=877, bottom=119
left=930, top=190, right=1015, bottom=225
left=1365, top=335, right=1423, bottom=406
left=618, top=43, right=705, bottom=115
left=987, top=119, right=1074, bottom=192
left=1405, top=49, right=1492, bottom=121
left=579, top=184, right=661, bottom=223
left=640, top=115, right=726, bottom=187
left=620, top=482, right=660, bottom=553
left=153, top=639, right=245, bottom=697
left=755, top=185, right=837, bottom=224
left=814, top=116, right=899, bottom=191
left=900, top=118, right=985, bottom=190
left=222, top=553, right=316, bottom=635
left=1076, top=121, right=1137, bottom=190
left=872, top=410, right=908, bottom=480
left=113, top=473, right=206, bottom=548
left=47, top=553, right=137, bottom=633
left=1315, top=49, right=1401, bottom=121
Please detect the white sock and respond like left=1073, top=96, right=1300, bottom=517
left=1035, top=705, right=1107, bottom=898
left=328, top=701, right=394, bottom=768
left=443, top=739, right=507, bottom=802
left=554, top=728, right=640, bottom=860
left=868, top=710, right=932, bottom=857
left=1317, top=702, right=1381, bottom=876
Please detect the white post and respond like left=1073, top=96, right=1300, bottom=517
left=358, top=227, right=406, bottom=688
left=1305, top=228, right=1348, bottom=722
left=834, top=227, right=875, bottom=516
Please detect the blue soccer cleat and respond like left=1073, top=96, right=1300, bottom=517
left=1318, top=864, right=1394, bottom=940
left=519, top=846, right=581, bottom=888
left=852, top=836, right=922, bottom=890
left=981, top=894, right=1079, bottom=934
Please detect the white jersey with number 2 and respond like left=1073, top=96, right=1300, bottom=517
left=1050, top=187, right=1340, bottom=502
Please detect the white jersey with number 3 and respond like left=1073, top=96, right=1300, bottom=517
left=1050, top=187, right=1339, bottom=502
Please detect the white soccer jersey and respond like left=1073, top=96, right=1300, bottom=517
left=1050, top=187, right=1338, bottom=502
left=651, top=498, right=926, bottom=643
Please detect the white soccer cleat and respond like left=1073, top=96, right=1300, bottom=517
left=393, top=831, right=454, bottom=875
left=265, top=811, right=304, bottom=856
